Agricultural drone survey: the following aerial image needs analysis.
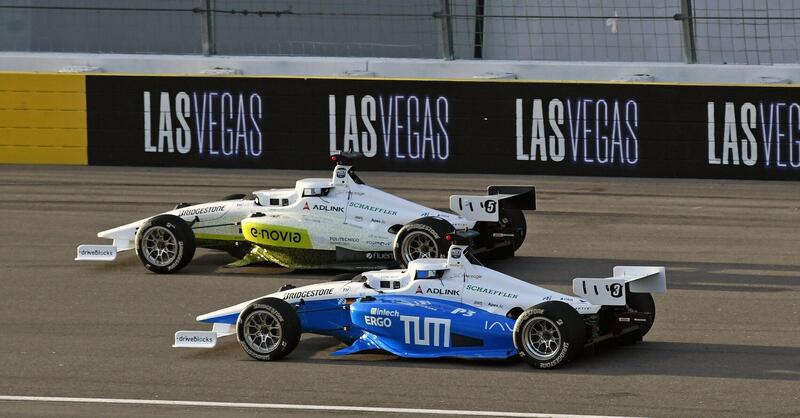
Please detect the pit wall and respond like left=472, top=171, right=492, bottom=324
left=3, top=71, right=800, bottom=180
left=0, top=73, right=86, bottom=164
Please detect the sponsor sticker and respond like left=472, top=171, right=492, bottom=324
left=173, top=331, right=217, bottom=348
left=400, top=315, right=451, bottom=347
left=348, top=201, right=398, bottom=216
left=283, top=287, right=334, bottom=300
left=365, top=240, right=392, bottom=247
left=465, top=284, right=518, bottom=299
left=79, top=248, right=115, bottom=257
left=365, top=252, right=392, bottom=260
left=177, top=205, right=226, bottom=217
left=330, top=236, right=359, bottom=244
left=364, top=315, right=392, bottom=327
left=304, top=202, right=344, bottom=213
left=450, top=308, right=475, bottom=317
left=426, top=288, right=460, bottom=296
left=242, top=222, right=312, bottom=249
left=484, top=320, right=513, bottom=332
left=176, top=335, right=214, bottom=344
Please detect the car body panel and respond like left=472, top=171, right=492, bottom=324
left=339, top=295, right=518, bottom=359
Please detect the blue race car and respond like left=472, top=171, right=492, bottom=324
left=174, top=235, right=666, bottom=369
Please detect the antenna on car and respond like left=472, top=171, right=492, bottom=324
left=445, top=230, right=480, bottom=246
left=330, top=151, right=366, bottom=185
left=330, top=151, right=363, bottom=166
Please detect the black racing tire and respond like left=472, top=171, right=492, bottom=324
left=134, top=214, right=196, bottom=274
left=222, top=242, right=253, bottom=259
left=626, top=291, right=656, bottom=339
left=393, top=217, right=454, bottom=268
left=492, top=209, right=528, bottom=258
left=503, top=209, right=527, bottom=251
left=222, top=193, right=247, bottom=201
left=484, top=209, right=527, bottom=259
left=236, top=297, right=301, bottom=361
left=513, top=301, right=586, bottom=369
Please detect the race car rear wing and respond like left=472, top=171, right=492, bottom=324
left=572, top=266, right=666, bottom=306
left=449, top=186, right=535, bottom=222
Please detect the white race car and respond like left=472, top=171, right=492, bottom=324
left=174, top=233, right=666, bottom=369
left=76, top=153, right=535, bottom=273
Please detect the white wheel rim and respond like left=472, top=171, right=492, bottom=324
left=243, top=310, right=282, bottom=354
left=141, top=226, right=178, bottom=267
left=401, top=231, right=438, bottom=264
left=522, top=317, right=562, bottom=361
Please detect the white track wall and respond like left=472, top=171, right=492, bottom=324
left=0, top=52, right=798, bottom=84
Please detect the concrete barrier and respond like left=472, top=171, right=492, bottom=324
left=0, top=72, right=87, bottom=165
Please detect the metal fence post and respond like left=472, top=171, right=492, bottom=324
left=473, top=0, right=485, bottom=59
left=678, top=0, right=697, bottom=63
left=200, top=0, right=216, bottom=56
left=439, top=0, right=454, bottom=60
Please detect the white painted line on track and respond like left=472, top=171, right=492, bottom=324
left=0, top=395, right=641, bottom=418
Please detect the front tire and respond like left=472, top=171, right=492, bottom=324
left=236, top=298, right=301, bottom=361
left=393, top=217, right=453, bottom=267
left=513, top=301, right=586, bottom=369
left=134, top=214, right=195, bottom=274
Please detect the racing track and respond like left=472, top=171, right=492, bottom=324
left=0, top=165, right=798, bottom=417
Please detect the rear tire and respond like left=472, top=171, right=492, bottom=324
left=393, top=217, right=453, bottom=267
left=237, top=298, right=301, bottom=361
left=503, top=209, right=527, bottom=251
left=331, top=273, right=356, bottom=282
left=491, top=209, right=527, bottom=258
left=222, top=193, right=247, bottom=201
left=626, top=292, right=656, bottom=339
left=513, top=301, right=586, bottom=369
left=135, top=214, right=195, bottom=274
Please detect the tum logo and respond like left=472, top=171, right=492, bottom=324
left=399, top=315, right=451, bottom=347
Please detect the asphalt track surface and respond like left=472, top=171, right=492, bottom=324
left=0, top=165, right=798, bottom=418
